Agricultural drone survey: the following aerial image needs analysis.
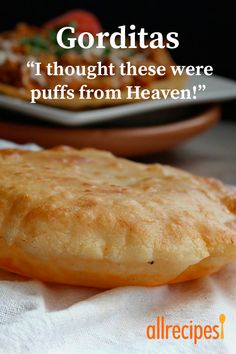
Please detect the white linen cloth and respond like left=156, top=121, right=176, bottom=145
left=0, top=139, right=235, bottom=354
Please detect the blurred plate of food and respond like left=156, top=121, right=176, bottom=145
left=0, top=11, right=235, bottom=126
left=0, top=75, right=235, bottom=126
left=0, top=104, right=220, bottom=156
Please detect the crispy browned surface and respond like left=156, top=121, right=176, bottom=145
left=0, top=146, right=235, bottom=287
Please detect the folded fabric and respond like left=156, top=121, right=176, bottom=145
left=0, top=264, right=236, bottom=354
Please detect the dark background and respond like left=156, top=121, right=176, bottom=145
left=1, top=0, right=236, bottom=119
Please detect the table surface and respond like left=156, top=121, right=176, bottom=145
left=137, top=121, right=236, bottom=184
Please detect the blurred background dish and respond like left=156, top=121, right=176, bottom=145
left=1, top=0, right=235, bottom=119
left=0, top=105, right=220, bottom=156
left=0, top=75, right=234, bottom=126
left=0, top=0, right=235, bottom=159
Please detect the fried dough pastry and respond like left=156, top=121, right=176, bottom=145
left=0, top=147, right=235, bottom=288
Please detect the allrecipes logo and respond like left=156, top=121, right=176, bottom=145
left=146, top=314, right=226, bottom=345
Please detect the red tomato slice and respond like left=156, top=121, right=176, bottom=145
left=43, top=10, right=102, bottom=35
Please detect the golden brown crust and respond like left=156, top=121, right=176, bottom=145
left=0, top=74, right=187, bottom=110
left=0, top=146, right=235, bottom=287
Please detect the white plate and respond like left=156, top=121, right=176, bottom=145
left=0, top=75, right=236, bottom=126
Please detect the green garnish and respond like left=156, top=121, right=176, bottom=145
left=127, top=50, right=136, bottom=57
left=21, top=35, right=48, bottom=53
left=47, top=26, right=79, bottom=57
left=103, top=47, right=112, bottom=56
left=47, top=29, right=58, bottom=44
left=54, top=46, right=66, bottom=57
left=20, top=22, right=84, bottom=57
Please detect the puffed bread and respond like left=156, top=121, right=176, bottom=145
left=0, top=146, right=235, bottom=287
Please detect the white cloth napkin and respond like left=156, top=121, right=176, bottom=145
left=0, top=140, right=235, bottom=354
